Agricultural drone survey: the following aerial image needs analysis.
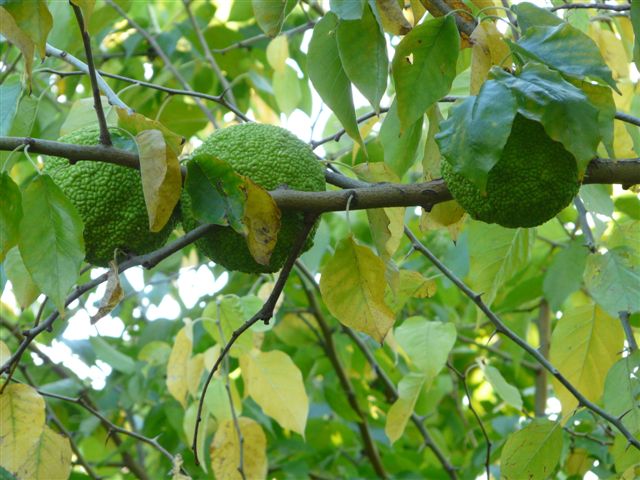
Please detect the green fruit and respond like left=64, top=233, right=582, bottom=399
left=440, top=115, right=580, bottom=228
left=44, top=126, right=176, bottom=266
left=181, top=123, right=325, bottom=273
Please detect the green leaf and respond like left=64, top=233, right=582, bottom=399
left=435, top=79, right=517, bottom=190
left=511, top=23, right=618, bottom=92
left=584, top=247, right=640, bottom=316
left=273, top=65, right=301, bottom=116
left=89, top=337, right=136, bottom=374
left=336, top=3, right=388, bottom=112
left=330, top=0, right=365, bottom=20
left=572, top=81, right=615, bottom=156
left=580, top=184, right=614, bottom=217
left=385, top=372, right=426, bottom=444
left=632, top=0, right=640, bottom=66
left=395, top=317, right=456, bottom=380
left=252, top=0, right=289, bottom=37
left=512, top=2, right=562, bottom=33
left=319, top=235, right=395, bottom=343
left=0, top=0, right=52, bottom=57
left=603, top=351, right=640, bottom=434
left=0, top=80, right=21, bottom=136
left=543, top=240, right=588, bottom=311
left=3, top=247, right=39, bottom=309
left=501, top=419, right=563, bottom=480
left=491, top=62, right=600, bottom=170
left=0, top=173, right=22, bottom=261
left=202, top=296, right=253, bottom=357
left=391, top=16, right=459, bottom=131
left=379, top=100, right=423, bottom=179
left=467, top=222, right=534, bottom=306
left=185, top=154, right=246, bottom=233
left=308, top=13, right=364, bottom=149
left=481, top=364, right=523, bottom=411
left=18, top=175, right=84, bottom=312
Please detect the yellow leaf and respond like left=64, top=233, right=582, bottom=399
left=274, top=313, right=319, bottom=346
left=0, top=1, right=51, bottom=58
left=589, top=25, right=629, bottom=80
left=421, top=199, right=466, bottom=240
left=0, top=8, right=34, bottom=84
left=116, top=108, right=185, bottom=155
left=320, top=235, right=396, bottom=343
left=242, top=179, right=281, bottom=266
left=549, top=303, right=624, bottom=418
left=470, top=21, right=510, bottom=95
left=246, top=350, right=308, bottom=436
left=0, top=383, right=45, bottom=473
left=167, top=323, right=193, bottom=407
left=385, top=373, right=426, bottom=443
left=470, top=0, right=499, bottom=13
left=565, top=448, right=592, bottom=476
left=376, top=0, right=412, bottom=35
left=211, top=417, right=267, bottom=480
left=15, top=425, right=72, bottom=480
left=354, top=163, right=405, bottom=259
left=387, top=269, right=437, bottom=313
left=409, top=0, right=426, bottom=25
left=0, top=341, right=10, bottom=365
left=187, top=353, right=205, bottom=397
left=136, top=129, right=182, bottom=232
left=266, top=35, right=289, bottom=73
left=91, top=260, right=123, bottom=324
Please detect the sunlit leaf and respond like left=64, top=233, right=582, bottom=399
left=0, top=1, right=52, bottom=57
left=320, top=235, right=395, bottom=343
left=385, top=372, right=426, bottom=443
left=15, top=425, right=72, bottom=480
left=167, top=322, right=193, bottom=407
left=202, top=296, right=253, bottom=358
left=252, top=0, right=289, bottom=37
left=211, top=417, right=267, bottom=480
left=470, top=21, right=510, bottom=95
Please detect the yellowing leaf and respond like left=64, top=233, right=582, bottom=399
left=203, top=297, right=253, bottom=358
left=0, top=8, right=34, bottom=83
left=385, top=372, right=426, bottom=443
left=549, top=303, right=624, bottom=417
left=166, top=322, right=193, bottom=407
left=116, top=108, right=184, bottom=155
left=242, top=179, right=281, bottom=266
left=70, top=0, right=96, bottom=32
left=354, top=163, right=405, bottom=259
left=91, top=260, right=123, bottom=324
left=15, top=425, right=72, bottom=480
left=421, top=200, right=466, bottom=240
left=266, top=35, right=289, bottom=72
left=565, top=448, right=592, bottom=477
left=320, top=235, right=395, bottom=343
left=187, top=353, right=205, bottom=397
left=3, top=247, right=39, bottom=309
left=387, top=269, right=437, bottom=313
left=0, top=1, right=51, bottom=58
left=376, top=0, right=412, bottom=35
left=470, top=21, right=510, bottom=95
left=589, top=25, right=629, bottom=80
left=0, top=383, right=45, bottom=473
left=211, top=417, right=267, bottom=480
left=204, top=377, right=242, bottom=423
left=245, top=350, right=308, bottom=436
left=136, top=129, right=182, bottom=232
left=0, top=341, right=10, bottom=366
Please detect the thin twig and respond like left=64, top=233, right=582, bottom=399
left=44, top=44, right=130, bottom=112
left=211, top=21, right=316, bottom=54
left=71, top=3, right=111, bottom=146
left=103, top=0, right=218, bottom=127
left=192, top=214, right=319, bottom=464
left=573, top=196, right=597, bottom=253
left=0, top=52, right=22, bottom=84
left=534, top=300, right=550, bottom=417
left=404, top=227, right=640, bottom=451
left=615, top=111, right=640, bottom=127
left=550, top=3, right=630, bottom=12
left=619, top=311, right=638, bottom=353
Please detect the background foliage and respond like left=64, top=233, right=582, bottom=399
left=0, top=0, right=639, bottom=479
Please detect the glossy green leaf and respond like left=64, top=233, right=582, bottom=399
left=329, top=0, right=365, bottom=20
left=0, top=173, right=22, bottom=261
left=435, top=79, right=516, bottom=190
left=543, top=239, right=589, bottom=311
left=336, top=3, right=387, bottom=112
left=481, top=364, right=523, bottom=411
left=501, top=419, right=563, bottom=480
left=584, top=247, right=640, bottom=316
left=491, top=63, right=600, bottom=170
left=511, top=23, right=618, bottom=91
left=185, top=154, right=246, bottom=233
left=603, top=351, right=640, bottom=434
left=18, top=175, right=84, bottom=312
left=512, top=2, right=562, bottom=33
left=379, top=100, right=423, bottom=179
left=0, top=81, right=21, bottom=136
left=308, top=13, right=364, bottom=149
left=392, top=16, right=459, bottom=131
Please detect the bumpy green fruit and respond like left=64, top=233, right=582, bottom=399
left=44, top=126, right=176, bottom=266
left=441, top=115, right=580, bottom=228
left=181, top=123, right=325, bottom=273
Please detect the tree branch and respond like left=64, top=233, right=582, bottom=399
left=404, top=227, right=640, bottom=451
left=71, top=3, right=111, bottom=146
left=550, top=3, right=630, bottom=12
left=619, top=311, right=638, bottom=353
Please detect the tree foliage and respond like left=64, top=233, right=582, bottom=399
left=0, top=1, right=639, bottom=479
